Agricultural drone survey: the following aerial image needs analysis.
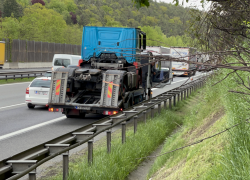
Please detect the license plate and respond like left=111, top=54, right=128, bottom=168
left=173, top=72, right=183, bottom=75
left=35, top=91, right=48, bottom=95
left=75, top=106, right=91, bottom=110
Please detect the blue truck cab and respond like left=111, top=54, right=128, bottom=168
left=81, top=26, right=146, bottom=65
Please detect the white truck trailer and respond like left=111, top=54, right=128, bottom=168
left=170, top=47, right=197, bottom=76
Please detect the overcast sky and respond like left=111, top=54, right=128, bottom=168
left=155, top=0, right=212, bottom=10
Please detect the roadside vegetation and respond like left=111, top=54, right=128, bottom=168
left=0, top=0, right=192, bottom=46
left=38, top=80, right=205, bottom=180
left=0, top=77, right=34, bottom=84
left=148, top=68, right=250, bottom=179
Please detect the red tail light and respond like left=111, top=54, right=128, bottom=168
left=26, top=87, right=29, bottom=94
left=49, top=108, right=60, bottom=112
left=103, top=110, right=118, bottom=115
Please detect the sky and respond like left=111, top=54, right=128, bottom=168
left=155, top=0, right=212, bottom=11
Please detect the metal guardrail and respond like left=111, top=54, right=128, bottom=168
left=0, top=75, right=208, bottom=180
left=0, top=70, right=47, bottom=80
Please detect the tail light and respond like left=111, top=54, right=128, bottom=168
left=103, top=110, right=118, bottom=115
left=49, top=108, right=60, bottom=112
left=26, top=87, right=29, bottom=94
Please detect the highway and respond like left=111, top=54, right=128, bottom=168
left=0, top=72, right=205, bottom=162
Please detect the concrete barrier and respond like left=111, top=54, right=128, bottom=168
left=3, top=62, right=52, bottom=69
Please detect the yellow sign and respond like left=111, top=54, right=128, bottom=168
left=0, top=41, right=5, bottom=67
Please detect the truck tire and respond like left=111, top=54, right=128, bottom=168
left=27, top=104, right=35, bottom=109
left=80, top=113, right=86, bottom=118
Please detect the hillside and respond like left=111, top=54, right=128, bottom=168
left=0, top=0, right=194, bottom=46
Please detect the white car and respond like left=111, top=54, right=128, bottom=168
left=25, top=77, right=51, bottom=109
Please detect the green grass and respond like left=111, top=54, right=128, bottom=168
left=147, top=82, right=226, bottom=179
left=0, top=77, right=35, bottom=84
left=206, top=69, right=250, bottom=179
left=148, top=68, right=250, bottom=180
left=41, top=95, right=205, bottom=180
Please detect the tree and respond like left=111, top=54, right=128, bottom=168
left=70, top=12, right=77, bottom=24
left=20, top=3, right=67, bottom=43
left=3, top=0, right=23, bottom=18
left=31, top=0, right=45, bottom=6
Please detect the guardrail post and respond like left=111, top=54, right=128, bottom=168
left=177, top=93, right=180, bottom=102
left=187, top=88, right=189, bottom=98
left=122, top=122, right=126, bottom=144
left=134, top=116, right=138, bottom=133
left=28, top=74, right=29, bottom=79
left=14, top=75, right=15, bottom=80
left=29, top=172, right=36, bottom=180
left=169, top=97, right=172, bottom=110
left=88, top=140, right=93, bottom=165
left=21, top=74, right=23, bottom=79
left=184, top=90, right=186, bottom=100
left=173, top=95, right=176, bottom=106
left=151, top=107, right=154, bottom=118
left=107, top=130, right=111, bottom=153
left=164, top=100, right=167, bottom=108
left=181, top=91, right=183, bottom=101
left=63, top=152, right=69, bottom=180
left=158, top=103, right=161, bottom=114
left=143, top=111, right=146, bottom=123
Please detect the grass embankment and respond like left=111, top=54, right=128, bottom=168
left=0, top=77, right=35, bottom=84
left=40, top=90, right=207, bottom=179
left=149, top=69, right=250, bottom=179
left=45, top=107, right=184, bottom=179
left=148, top=76, right=226, bottom=179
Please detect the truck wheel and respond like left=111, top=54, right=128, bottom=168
left=80, top=113, right=86, bottom=118
left=27, top=104, right=35, bottom=109
left=66, top=115, right=74, bottom=118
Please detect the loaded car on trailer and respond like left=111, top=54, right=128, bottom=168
left=146, top=46, right=173, bottom=86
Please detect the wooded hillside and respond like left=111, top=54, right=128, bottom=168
left=0, top=0, right=194, bottom=46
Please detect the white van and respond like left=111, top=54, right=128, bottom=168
left=52, top=54, right=81, bottom=71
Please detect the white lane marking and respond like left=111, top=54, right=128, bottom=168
left=0, top=103, right=26, bottom=110
left=0, top=116, right=66, bottom=141
left=0, top=82, right=30, bottom=87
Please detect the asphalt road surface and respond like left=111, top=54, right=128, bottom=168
left=0, top=72, right=206, bottom=162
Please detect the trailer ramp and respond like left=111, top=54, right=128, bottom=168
left=100, top=70, right=126, bottom=107
left=49, top=71, right=68, bottom=105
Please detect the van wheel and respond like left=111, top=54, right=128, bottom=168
left=27, top=104, right=35, bottom=109
left=66, top=115, right=74, bottom=118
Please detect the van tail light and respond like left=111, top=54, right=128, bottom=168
left=26, top=87, right=29, bottom=94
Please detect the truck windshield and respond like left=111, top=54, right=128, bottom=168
left=54, top=59, right=70, bottom=67
left=30, top=79, right=51, bottom=88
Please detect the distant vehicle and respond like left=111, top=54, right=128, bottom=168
left=44, top=71, right=52, bottom=77
left=170, top=47, right=197, bottom=76
left=0, top=41, right=5, bottom=69
left=52, top=54, right=81, bottom=71
left=146, top=46, right=173, bottom=85
left=25, top=77, right=51, bottom=109
left=67, top=65, right=80, bottom=69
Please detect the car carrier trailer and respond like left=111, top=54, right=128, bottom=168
left=48, top=26, right=164, bottom=118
